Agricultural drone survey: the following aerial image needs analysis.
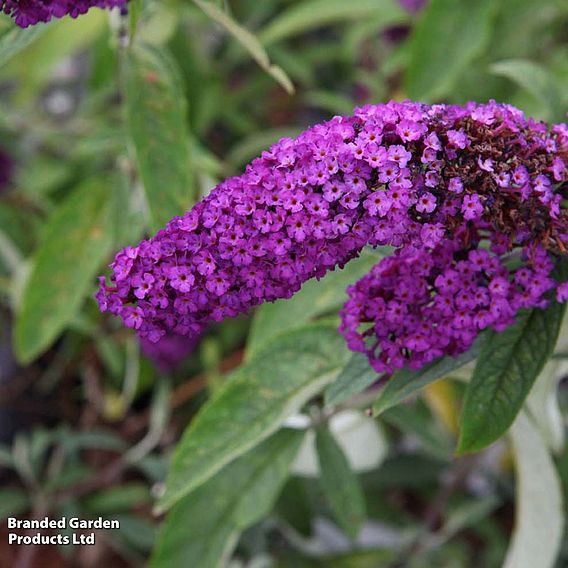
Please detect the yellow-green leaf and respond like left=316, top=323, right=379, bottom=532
left=14, top=180, right=112, bottom=363
left=406, top=0, right=497, bottom=101
left=316, top=427, right=366, bottom=538
left=0, top=21, right=50, bottom=68
left=373, top=335, right=484, bottom=417
left=248, top=249, right=381, bottom=357
left=259, top=0, right=406, bottom=46
left=192, top=0, right=294, bottom=94
left=124, top=44, right=194, bottom=231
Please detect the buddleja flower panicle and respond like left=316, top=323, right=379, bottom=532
left=97, top=100, right=568, bottom=371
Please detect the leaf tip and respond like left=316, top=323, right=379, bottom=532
left=12, top=325, right=36, bottom=366
left=455, top=430, right=488, bottom=455
left=153, top=493, right=172, bottom=516
left=371, top=401, right=385, bottom=417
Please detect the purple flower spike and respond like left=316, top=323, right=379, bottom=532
left=1, top=0, right=128, bottom=28
left=98, top=100, right=568, bottom=371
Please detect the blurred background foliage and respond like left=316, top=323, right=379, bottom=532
left=0, top=0, right=568, bottom=566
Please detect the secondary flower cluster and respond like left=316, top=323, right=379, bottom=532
left=98, top=100, right=568, bottom=371
left=340, top=240, right=556, bottom=373
left=1, top=0, right=127, bottom=27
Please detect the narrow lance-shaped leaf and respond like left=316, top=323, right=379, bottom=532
left=14, top=179, right=112, bottom=363
left=458, top=302, right=566, bottom=454
left=439, top=497, right=500, bottom=542
left=324, top=352, right=378, bottom=407
left=124, top=44, right=194, bottom=231
left=128, top=0, right=143, bottom=41
left=382, top=404, right=452, bottom=461
left=0, top=22, right=50, bottom=68
left=490, top=59, right=563, bottom=121
left=405, top=0, right=497, bottom=101
left=372, top=335, right=485, bottom=417
left=157, top=324, right=351, bottom=512
left=259, top=0, right=406, bottom=46
left=0, top=488, right=29, bottom=520
left=84, top=483, right=150, bottom=515
left=151, top=429, right=304, bottom=568
left=192, top=0, right=294, bottom=94
left=2, top=11, right=107, bottom=94
left=316, top=427, right=366, bottom=538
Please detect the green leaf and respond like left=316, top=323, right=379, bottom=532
left=125, top=377, right=171, bottom=464
left=1, top=11, right=107, bottom=96
left=0, top=21, right=50, bottom=68
left=58, top=429, right=127, bottom=453
left=316, top=428, right=366, bottom=538
left=248, top=249, right=381, bottom=357
left=319, top=550, right=398, bottom=566
left=158, top=324, right=351, bottom=512
left=128, top=0, right=144, bottom=41
left=192, top=0, right=294, bottom=94
left=124, top=44, right=194, bottom=231
left=490, top=59, right=563, bottom=120
left=458, top=304, right=566, bottom=453
left=113, top=514, right=156, bottom=553
left=44, top=463, right=93, bottom=492
left=405, top=0, right=497, bottom=101
left=325, top=353, right=377, bottom=407
left=14, top=179, right=112, bottom=363
left=304, top=90, right=358, bottom=116
left=84, top=483, right=150, bottom=515
left=0, top=201, right=38, bottom=258
left=382, top=403, right=452, bottom=461
left=503, top=412, right=564, bottom=568
left=151, top=429, right=304, bottom=568
left=373, top=335, right=484, bottom=416
left=259, top=0, right=406, bottom=46
left=489, top=0, right=561, bottom=61
left=0, top=488, right=29, bottom=520
left=439, top=497, right=500, bottom=542
left=0, top=227, right=23, bottom=276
